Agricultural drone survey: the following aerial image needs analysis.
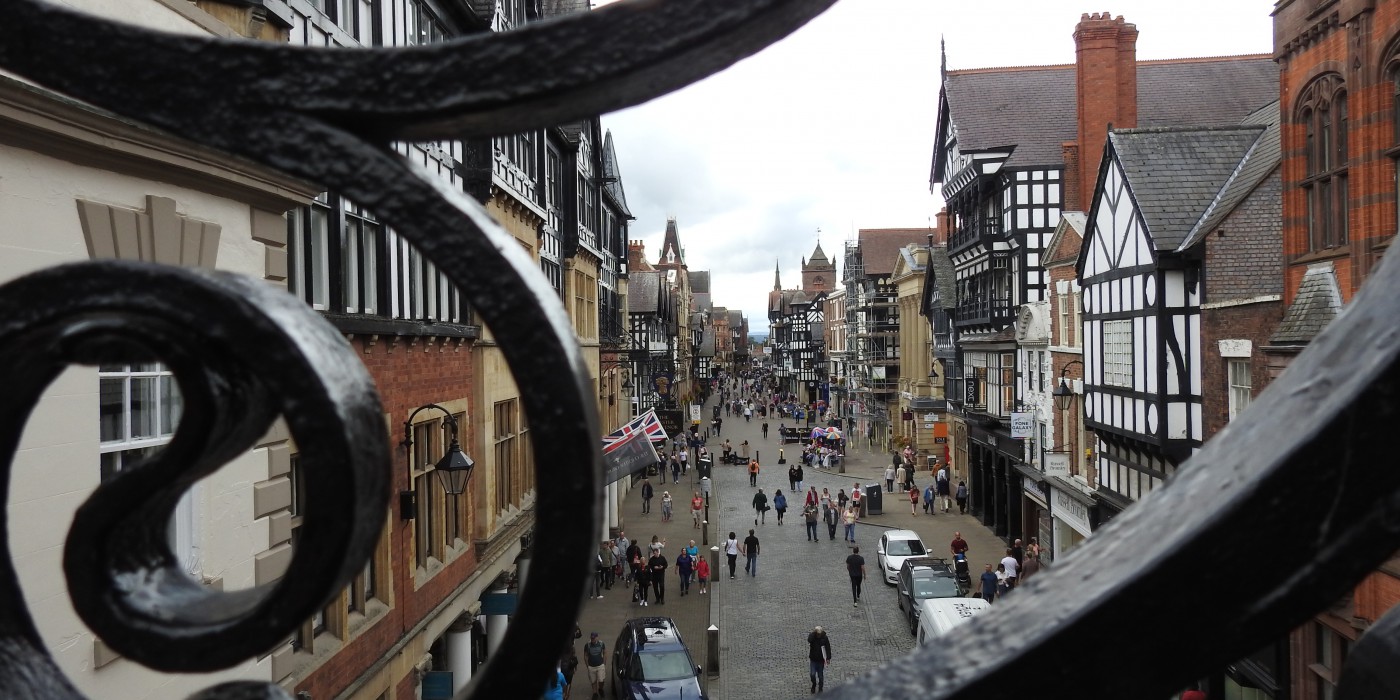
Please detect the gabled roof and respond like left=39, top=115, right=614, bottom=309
left=808, top=242, right=830, bottom=265
left=856, top=229, right=931, bottom=277
left=690, top=271, right=711, bottom=294
left=938, top=55, right=1277, bottom=173
left=699, top=327, right=717, bottom=357
left=1108, top=125, right=1265, bottom=251
left=1043, top=212, right=1087, bottom=267
left=1178, top=101, right=1281, bottom=251
left=693, top=293, right=712, bottom=313
left=601, top=130, right=633, bottom=218
left=1270, top=262, right=1342, bottom=346
left=927, top=246, right=956, bottom=311
left=727, top=310, right=744, bottom=327
left=657, top=218, right=685, bottom=268
left=628, top=271, right=661, bottom=314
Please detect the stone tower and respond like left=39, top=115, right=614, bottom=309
left=802, top=242, right=836, bottom=294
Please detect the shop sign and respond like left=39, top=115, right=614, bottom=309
left=1053, top=487, right=1092, bottom=537
left=934, top=437, right=948, bottom=444
left=1009, top=412, right=1033, bottom=439
left=1044, top=452, right=1071, bottom=479
left=1023, top=477, right=1049, bottom=508
left=923, top=423, right=934, bottom=429
left=924, top=413, right=938, bottom=422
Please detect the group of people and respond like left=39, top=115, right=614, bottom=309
left=882, top=457, right=969, bottom=517
left=595, top=531, right=712, bottom=609
left=973, top=536, right=1043, bottom=603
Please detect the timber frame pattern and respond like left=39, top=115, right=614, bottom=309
left=2, top=2, right=1400, bottom=699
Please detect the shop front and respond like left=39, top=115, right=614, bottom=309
left=968, top=421, right=1025, bottom=540
left=1018, top=468, right=1053, bottom=562
left=1049, top=477, right=1096, bottom=559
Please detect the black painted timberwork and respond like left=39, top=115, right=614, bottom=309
left=4, top=1, right=1400, bottom=700
left=0, top=1, right=835, bottom=699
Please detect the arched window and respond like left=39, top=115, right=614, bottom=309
left=1297, top=75, right=1348, bottom=251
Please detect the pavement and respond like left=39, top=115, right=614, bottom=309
left=571, top=392, right=1009, bottom=700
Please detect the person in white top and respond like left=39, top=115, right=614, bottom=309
left=1000, top=549, right=1020, bottom=589
left=725, top=532, right=740, bottom=579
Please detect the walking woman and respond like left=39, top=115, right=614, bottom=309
left=661, top=491, right=674, bottom=523
left=909, top=484, right=920, bottom=515
left=773, top=489, right=788, bottom=525
left=725, top=532, right=740, bottom=579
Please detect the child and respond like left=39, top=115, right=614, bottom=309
left=909, top=485, right=919, bottom=515
left=695, top=554, right=711, bottom=594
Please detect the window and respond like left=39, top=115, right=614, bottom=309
left=342, top=200, right=382, bottom=314
left=494, top=400, right=519, bottom=511
left=402, top=0, right=447, bottom=45
left=1102, top=320, right=1133, bottom=388
left=1057, top=291, right=1071, bottom=346
left=1228, top=359, right=1252, bottom=421
left=1298, top=76, right=1348, bottom=251
left=412, top=421, right=440, bottom=568
left=99, top=363, right=197, bottom=576
left=1307, top=622, right=1351, bottom=700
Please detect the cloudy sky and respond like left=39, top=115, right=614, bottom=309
left=598, top=0, right=1275, bottom=333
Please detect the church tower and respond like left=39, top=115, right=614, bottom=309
left=802, top=242, right=836, bottom=293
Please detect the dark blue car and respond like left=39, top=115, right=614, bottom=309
left=611, top=617, right=705, bottom=699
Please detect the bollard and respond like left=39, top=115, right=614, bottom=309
left=707, top=624, right=720, bottom=677
left=702, top=520, right=709, bottom=546
left=710, top=546, right=720, bottom=588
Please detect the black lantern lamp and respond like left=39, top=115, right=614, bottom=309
left=400, top=403, right=475, bottom=520
left=1053, top=360, right=1085, bottom=412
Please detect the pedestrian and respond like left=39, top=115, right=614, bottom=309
left=626, top=541, right=643, bottom=591
left=648, top=535, right=666, bottom=557
left=696, top=553, right=711, bottom=594
left=823, top=500, right=838, bottom=541
left=956, top=480, right=968, bottom=514
left=937, top=471, right=951, bottom=513
left=543, top=664, right=566, bottom=700
left=773, top=489, right=788, bottom=525
left=884, top=464, right=895, bottom=492
left=951, top=531, right=969, bottom=557
left=896, top=464, right=906, bottom=492
left=649, top=548, right=668, bottom=604
left=1001, top=548, right=1019, bottom=589
left=908, top=485, right=919, bottom=515
left=842, top=505, right=858, bottom=543
left=752, top=488, right=769, bottom=525
left=670, top=457, right=681, bottom=485
left=762, top=421, right=769, bottom=439
left=640, top=479, right=654, bottom=515
left=741, top=440, right=750, bottom=460
left=980, top=564, right=998, bottom=604
left=804, top=504, right=819, bottom=541
left=788, top=464, right=800, bottom=492
left=722, top=439, right=732, bottom=460
left=680, top=446, right=689, bottom=474
left=634, top=550, right=650, bottom=606
left=686, top=539, right=700, bottom=560
left=807, top=626, right=831, bottom=695
left=600, top=540, right=616, bottom=590
left=691, top=491, right=704, bottom=529
left=677, top=548, right=694, bottom=596
left=589, top=546, right=604, bottom=599
left=616, top=532, right=632, bottom=582
left=805, top=486, right=819, bottom=508
left=995, top=563, right=1010, bottom=598
left=922, top=483, right=934, bottom=514
left=1021, top=547, right=1041, bottom=583
left=584, top=632, right=607, bottom=700
left=725, top=532, right=740, bottom=579
left=851, top=482, right=863, bottom=510
left=748, top=458, right=761, bottom=487
left=742, top=528, right=760, bottom=577
left=846, top=546, right=866, bottom=607
left=561, top=637, right=578, bottom=700
left=1011, top=538, right=1025, bottom=571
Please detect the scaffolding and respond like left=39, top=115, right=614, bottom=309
left=842, top=238, right=899, bottom=450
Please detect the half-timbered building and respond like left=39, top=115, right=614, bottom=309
left=627, top=269, right=677, bottom=417
left=931, top=11, right=1276, bottom=541
left=919, top=244, right=958, bottom=467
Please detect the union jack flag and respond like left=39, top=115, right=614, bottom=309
left=601, top=409, right=669, bottom=454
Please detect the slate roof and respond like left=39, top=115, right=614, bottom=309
left=601, top=130, right=633, bottom=218
left=1179, top=101, right=1281, bottom=251
left=857, top=229, right=931, bottom=277
left=1270, top=262, right=1342, bottom=346
left=927, top=246, right=956, bottom=310
left=727, top=310, right=743, bottom=328
left=1109, top=125, right=1265, bottom=251
left=690, top=271, right=711, bottom=294
left=809, top=242, right=830, bottom=265
left=693, top=293, right=712, bottom=313
left=628, top=271, right=661, bottom=314
left=699, top=327, right=717, bottom=356
left=897, top=246, right=927, bottom=274
left=942, top=55, right=1277, bottom=171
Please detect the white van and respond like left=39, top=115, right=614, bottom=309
left=916, top=597, right=991, bottom=645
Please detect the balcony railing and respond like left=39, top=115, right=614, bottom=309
left=9, top=3, right=1400, bottom=700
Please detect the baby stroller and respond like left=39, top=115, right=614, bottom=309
left=953, top=552, right=972, bottom=595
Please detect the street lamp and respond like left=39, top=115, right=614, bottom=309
left=1053, top=360, right=1085, bottom=412
left=400, top=403, right=476, bottom=520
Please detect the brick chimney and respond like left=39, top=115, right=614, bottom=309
left=1073, top=12, right=1138, bottom=212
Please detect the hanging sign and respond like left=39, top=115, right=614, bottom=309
left=1044, top=452, right=1071, bottom=479
left=1010, top=412, right=1034, bottom=439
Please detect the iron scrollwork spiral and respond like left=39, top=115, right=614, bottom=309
left=0, top=1, right=836, bottom=699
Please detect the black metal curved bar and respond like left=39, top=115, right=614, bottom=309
left=0, top=0, right=837, bottom=144
left=0, top=1, right=837, bottom=699
left=0, top=262, right=387, bottom=696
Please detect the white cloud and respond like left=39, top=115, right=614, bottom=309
left=600, top=0, right=1275, bottom=332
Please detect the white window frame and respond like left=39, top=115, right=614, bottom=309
left=1228, top=359, right=1253, bottom=421
left=1102, top=320, right=1133, bottom=388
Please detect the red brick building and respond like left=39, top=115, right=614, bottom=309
left=1271, top=1, right=1400, bottom=696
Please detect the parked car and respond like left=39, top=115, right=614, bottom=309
left=895, top=557, right=964, bottom=634
left=611, top=617, right=705, bottom=700
left=916, top=597, right=991, bottom=645
left=876, top=529, right=929, bottom=584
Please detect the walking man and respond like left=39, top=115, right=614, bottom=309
left=807, top=626, right=831, bottom=694
left=748, top=459, right=761, bottom=487
left=1000, top=548, right=1019, bottom=590
left=691, top=491, right=704, bottom=529
left=762, top=421, right=769, bottom=440
left=951, top=531, right=969, bottom=558
left=846, top=546, right=866, bottom=607
left=584, top=632, right=607, bottom=700
left=804, top=504, right=819, bottom=541
left=752, top=488, right=769, bottom=525
left=842, top=505, right=858, bottom=543
left=641, top=479, right=654, bottom=515
left=980, top=564, right=999, bottom=603
left=824, top=500, right=839, bottom=541
left=742, top=529, right=760, bottom=577
left=649, top=548, right=668, bottom=604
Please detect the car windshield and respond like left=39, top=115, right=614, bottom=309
left=886, top=539, right=926, bottom=557
left=913, top=575, right=960, bottom=598
left=629, top=650, right=695, bottom=681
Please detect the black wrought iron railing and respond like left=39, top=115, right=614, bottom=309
left=6, top=2, right=1400, bottom=700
